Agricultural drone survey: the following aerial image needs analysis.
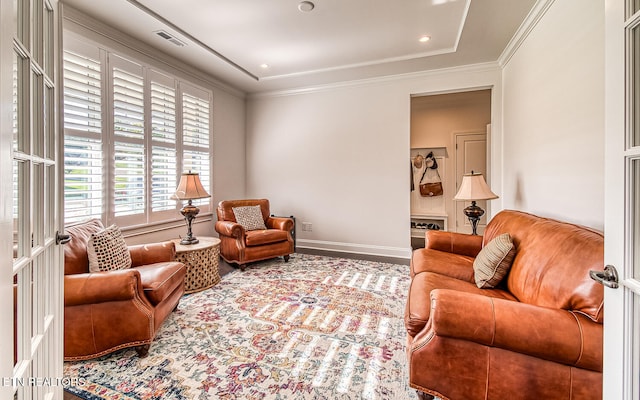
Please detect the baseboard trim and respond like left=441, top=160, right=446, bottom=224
left=296, top=239, right=412, bottom=262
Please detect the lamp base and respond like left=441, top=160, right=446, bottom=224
left=463, top=201, right=485, bottom=235
left=180, top=236, right=200, bottom=245
left=180, top=201, right=200, bottom=245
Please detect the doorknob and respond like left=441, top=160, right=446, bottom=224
left=56, top=231, right=71, bottom=245
left=589, top=265, right=619, bottom=289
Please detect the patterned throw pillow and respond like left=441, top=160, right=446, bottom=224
left=473, top=233, right=516, bottom=289
left=232, top=205, right=267, bottom=231
left=87, top=224, right=132, bottom=272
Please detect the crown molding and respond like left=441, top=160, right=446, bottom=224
left=249, top=61, right=500, bottom=99
left=498, top=0, right=556, bottom=67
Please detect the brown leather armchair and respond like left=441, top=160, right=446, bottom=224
left=215, top=199, right=294, bottom=270
left=63, top=219, right=186, bottom=361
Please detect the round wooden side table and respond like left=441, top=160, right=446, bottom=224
left=171, top=236, right=221, bottom=294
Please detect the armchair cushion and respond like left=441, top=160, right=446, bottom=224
left=245, top=229, right=289, bottom=246
left=87, top=224, right=131, bottom=272
left=232, top=205, right=267, bottom=231
left=136, top=262, right=186, bottom=305
left=473, top=233, right=515, bottom=288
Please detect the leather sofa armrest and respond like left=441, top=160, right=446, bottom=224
left=425, top=231, right=483, bottom=258
left=266, top=216, right=294, bottom=231
left=215, top=220, right=245, bottom=238
left=64, top=269, right=149, bottom=308
left=413, top=289, right=602, bottom=371
left=128, top=241, right=176, bottom=267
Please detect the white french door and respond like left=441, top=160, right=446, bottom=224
left=2, top=0, right=63, bottom=399
left=602, top=0, right=640, bottom=398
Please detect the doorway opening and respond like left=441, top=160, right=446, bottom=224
left=409, top=89, right=492, bottom=249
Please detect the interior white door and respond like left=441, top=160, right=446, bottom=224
left=454, top=132, right=487, bottom=234
left=602, top=0, right=640, bottom=398
left=7, top=0, right=63, bottom=399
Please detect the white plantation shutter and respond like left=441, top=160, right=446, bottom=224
left=182, top=90, right=211, bottom=208
left=151, top=79, right=177, bottom=214
left=62, top=49, right=104, bottom=223
left=152, top=147, right=177, bottom=212
left=182, top=93, right=209, bottom=148
left=151, top=81, right=176, bottom=143
left=61, top=42, right=212, bottom=227
left=112, top=61, right=145, bottom=220
left=113, top=68, right=144, bottom=139
left=64, top=136, right=103, bottom=223
left=63, top=51, right=101, bottom=133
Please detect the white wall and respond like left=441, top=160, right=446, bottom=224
left=501, top=0, right=605, bottom=230
left=247, top=66, right=501, bottom=258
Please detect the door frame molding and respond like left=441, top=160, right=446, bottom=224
left=0, top=0, right=16, bottom=396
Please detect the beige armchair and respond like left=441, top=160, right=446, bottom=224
left=215, top=199, right=294, bottom=270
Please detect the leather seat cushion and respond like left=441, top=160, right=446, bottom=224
left=135, top=262, right=186, bottom=305
left=405, top=271, right=517, bottom=338
left=245, top=229, right=288, bottom=246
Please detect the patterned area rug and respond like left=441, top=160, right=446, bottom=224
left=64, top=254, right=416, bottom=399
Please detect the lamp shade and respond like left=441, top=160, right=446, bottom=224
left=172, top=172, right=211, bottom=200
left=454, top=172, right=498, bottom=201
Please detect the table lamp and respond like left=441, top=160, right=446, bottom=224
left=454, top=171, right=498, bottom=235
left=172, top=171, right=210, bottom=245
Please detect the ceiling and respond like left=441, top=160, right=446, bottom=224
left=60, top=0, right=537, bottom=94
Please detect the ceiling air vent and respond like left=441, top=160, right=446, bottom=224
left=154, top=30, right=186, bottom=47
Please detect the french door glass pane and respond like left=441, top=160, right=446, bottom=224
left=45, top=165, right=55, bottom=237
left=12, top=53, right=18, bottom=151
left=12, top=160, right=28, bottom=260
left=15, top=0, right=28, bottom=49
left=635, top=158, right=640, bottom=280
left=32, top=71, right=44, bottom=158
left=633, top=23, right=640, bottom=147
left=45, top=84, right=54, bottom=160
left=632, top=0, right=640, bottom=17
left=43, top=3, right=54, bottom=76
left=32, top=163, right=44, bottom=248
left=33, top=0, right=43, bottom=66
left=12, top=161, right=18, bottom=261
left=633, top=158, right=640, bottom=399
left=14, top=54, right=28, bottom=153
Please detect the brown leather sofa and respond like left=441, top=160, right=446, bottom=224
left=405, top=210, right=604, bottom=400
left=64, top=219, right=186, bottom=361
left=215, top=199, right=294, bottom=270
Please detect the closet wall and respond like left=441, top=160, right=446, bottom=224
left=410, top=89, right=491, bottom=245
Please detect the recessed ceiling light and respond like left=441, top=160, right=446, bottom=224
left=298, top=1, right=315, bottom=12
left=419, top=35, right=431, bottom=43
left=260, top=64, right=269, bottom=69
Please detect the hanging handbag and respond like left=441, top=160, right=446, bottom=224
left=419, top=160, right=443, bottom=197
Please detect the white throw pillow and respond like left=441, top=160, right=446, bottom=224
left=232, top=205, right=267, bottom=231
left=87, top=224, right=132, bottom=272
